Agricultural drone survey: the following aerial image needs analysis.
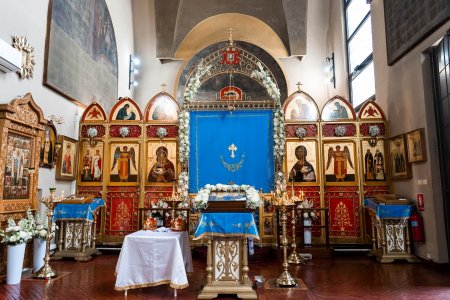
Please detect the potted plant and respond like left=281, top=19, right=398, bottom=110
left=0, top=209, right=34, bottom=284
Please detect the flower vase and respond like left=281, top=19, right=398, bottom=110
left=33, top=238, right=46, bottom=272
left=7, top=243, right=26, bottom=284
left=304, top=219, right=312, bottom=247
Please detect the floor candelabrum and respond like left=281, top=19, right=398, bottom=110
left=287, top=184, right=305, bottom=265
left=272, top=190, right=298, bottom=287
left=34, top=188, right=63, bottom=279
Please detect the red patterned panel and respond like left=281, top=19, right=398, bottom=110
left=324, top=186, right=360, bottom=238
left=146, top=125, right=179, bottom=138
left=109, top=125, right=142, bottom=138
left=322, top=123, right=356, bottom=137
left=81, top=125, right=106, bottom=138
left=144, top=186, right=173, bottom=208
left=285, top=124, right=317, bottom=138
left=105, top=186, right=139, bottom=236
left=359, top=123, right=386, bottom=137
left=77, top=186, right=103, bottom=198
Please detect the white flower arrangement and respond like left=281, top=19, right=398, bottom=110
left=274, top=172, right=287, bottom=193
left=148, top=199, right=169, bottom=218
left=156, top=127, right=168, bottom=139
left=177, top=171, right=189, bottom=198
left=183, top=60, right=212, bottom=102
left=251, top=62, right=284, bottom=165
left=369, top=125, right=381, bottom=137
left=176, top=201, right=190, bottom=220
left=178, top=111, right=190, bottom=164
left=0, top=208, right=34, bottom=245
left=334, top=125, right=346, bottom=137
left=192, top=184, right=262, bottom=211
left=33, top=213, right=57, bottom=240
left=298, top=199, right=318, bottom=220
left=119, top=126, right=130, bottom=137
left=87, top=127, right=98, bottom=138
left=296, top=127, right=307, bottom=139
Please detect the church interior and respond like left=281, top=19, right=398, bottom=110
left=1, top=0, right=450, bottom=299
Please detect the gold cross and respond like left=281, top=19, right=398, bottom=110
left=296, top=82, right=303, bottom=92
left=227, top=28, right=235, bottom=46
left=228, top=143, right=237, bottom=158
left=161, top=83, right=167, bottom=92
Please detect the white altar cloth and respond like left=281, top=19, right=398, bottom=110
left=114, top=230, right=193, bottom=291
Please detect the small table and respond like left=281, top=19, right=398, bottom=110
left=364, top=198, right=419, bottom=263
left=114, top=230, right=193, bottom=295
left=52, top=198, right=104, bottom=262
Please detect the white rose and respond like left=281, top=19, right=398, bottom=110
left=36, top=224, right=44, bottom=231
left=9, top=236, right=17, bottom=242
left=40, top=229, right=47, bottom=237
left=19, top=231, right=27, bottom=238
left=13, top=226, right=21, bottom=232
left=5, top=227, right=12, bottom=233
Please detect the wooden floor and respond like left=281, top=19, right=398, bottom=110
left=2, top=249, right=450, bottom=300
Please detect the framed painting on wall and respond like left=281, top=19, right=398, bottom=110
left=44, top=0, right=118, bottom=111
left=361, top=139, right=386, bottom=183
left=55, top=135, right=78, bottom=180
left=285, top=140, right=318, bottom=185
left=39, top=121, right=57, bottom=168
left=388, top=134, right=411, bottom=180
left=3, top=133, right=33, bottom=199
left=146, top=141, right=177, bottom=184
left=406, top=128, right=427, bottom=163
left=323, top=141, right=357, bottom=185
left=109, top=142, right=140, bottom=184
left=79, top=141, right=104, bottom=183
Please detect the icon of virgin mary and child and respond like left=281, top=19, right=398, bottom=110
left=148, top=146, right=175, bottom=182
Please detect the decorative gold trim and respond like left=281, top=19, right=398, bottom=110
left=12, top=35, right=35, bottom=79
left=193, top=232, right=259, bottom=240
left=114, top=279, right=189, bottom=291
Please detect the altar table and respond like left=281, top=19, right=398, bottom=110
left=52, top=198, right=104, bottom=261
left=114, top=230, right=193, bottom=293
left=364, top=198, right=419, bottom=263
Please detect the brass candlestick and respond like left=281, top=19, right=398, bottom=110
left=34, top=189, right=63, bottom=279
left=287, top=201, right=305, bottom=264
left=275, top=192, right=298, bottom=287
left=166, top=182, right=182, bottom=231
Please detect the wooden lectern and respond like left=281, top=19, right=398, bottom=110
left=194, top=201, right=258, bottom=299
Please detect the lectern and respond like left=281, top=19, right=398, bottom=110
left=194, top=206, right=259, bottom=299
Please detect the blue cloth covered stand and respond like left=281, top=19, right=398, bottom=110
left=53, top=198, right=105, bottom=222
left=363, top=198, right=412, bottom=219
left=193, top=212, right=259, bottom=240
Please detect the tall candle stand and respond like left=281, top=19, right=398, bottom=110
left=274, top=191, right=298, bottom=287
left=166, top=182, right=183, bottom=231
left=287, top=186, right=305, bottom=265
left=34, top=188, right=63, bottom=279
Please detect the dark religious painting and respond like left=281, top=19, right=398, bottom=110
left=39, top=121, right=57, bottom=169
left=361, top=139, right=386, bottom=183
left=285, top=140, right=319, bottom=185
left=44, top=0, right=118, bottom=110
left=3, top=133, right=33, bottom=199
left=55, top=135, right=79, bottom=181
left=384, top=0, right=450, bottom=65
left=388, top=134, right=411, bottom=180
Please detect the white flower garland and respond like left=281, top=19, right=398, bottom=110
left=177, top=171, right=189, bottom=198
left=251, top=62, right=285, bottom=165
left=178, top=111, right=190, bottom=164
left=193, top=184, right=262, bottom=211
left=183, top=60, right=212, bottom=102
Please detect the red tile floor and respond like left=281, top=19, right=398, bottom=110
left=2, top=249, right=450, bottom=299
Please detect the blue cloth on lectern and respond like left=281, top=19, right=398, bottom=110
left=364, top=198, right=412, bottom=218
left=189, top=110, right=273, bottom=193
left=53, top=198, right=105, bottom=222
left=193, top=212, right=259, bottom=240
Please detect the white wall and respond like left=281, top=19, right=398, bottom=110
left=371, top=0, right=450, bottom=263
left=0, top=0, right=134, bottom=199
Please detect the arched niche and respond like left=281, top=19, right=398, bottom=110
left=358, top=100, right=386, bottom=121
left=176, top=41, right=287, bottom=106
left=283, top=91, right=320, bottom=122
left=144, top=92, right=180, bottom=123
left=109, top=97, right=142, bottom=122
left=81, top=102, right=107, bottom=122
left=321, top=96, right=356, bottom=122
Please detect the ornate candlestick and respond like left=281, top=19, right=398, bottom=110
left=34, top=188, right=63, bottom=279
left=166, top=182, right=183, bottom=231
left=274, top=191, right=298, bottom=287
left=287, top=185, right=304, bottom=265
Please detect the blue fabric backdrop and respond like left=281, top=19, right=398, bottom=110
left=189, top=110, right=273, bottom=192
